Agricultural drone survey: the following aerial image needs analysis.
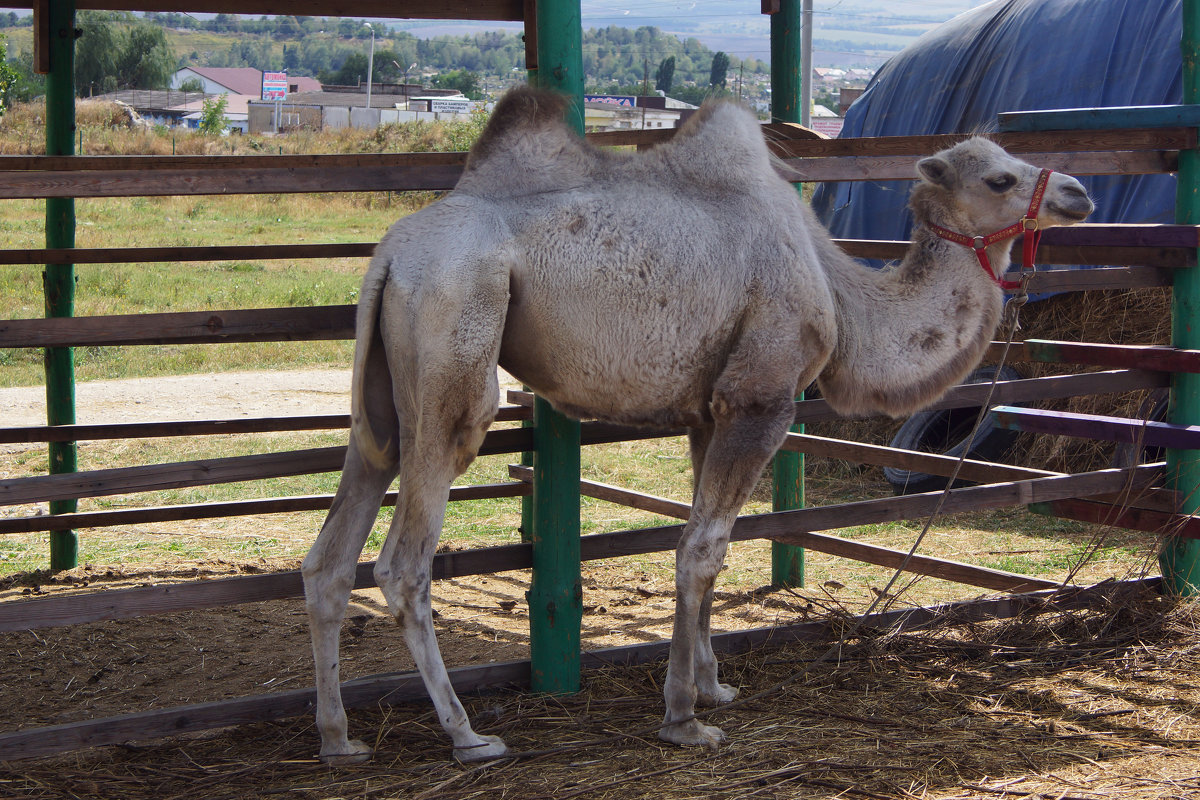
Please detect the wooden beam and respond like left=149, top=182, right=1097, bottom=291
left=0, top=164, right=465, bottom=199
left=507, top=463, right=1057, bottom=593
left=0, top=405, right=531, bottom=445
left=780, top=150, right=1176, bottom=184
left=1031, top=498, right=1200, bottom=537
left=0, top=579, right=1157, bottom=761
left=32, top=0, right=48, bottom=74
left=0, top=429, right=533, bottom=505
left=0, top=464, right=1159, bottom=633
left=0, top=242, right=375, bottom=266
left=992, top=405, right=1200, bottom=450
left=69, top=0, right=526, bottom=20
left=767, top=128, right=1196, bottom=160
left=0, top=305, right=357, bottom=349
left=999, top=105, right=1200, bottom=132
left=0, top=482, right=530, bottom=535
left=1022, top=340, right=1200, bottom=373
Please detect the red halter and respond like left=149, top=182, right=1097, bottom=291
left=925, top=168, right=1053, bottom=291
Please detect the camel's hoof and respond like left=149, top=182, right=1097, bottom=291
left=453, top=734, right=508, bottom=763
left=696, top=683, right=739, bottom=707
left=658, top=719, right=726, bottom=749
left=319, top=738, right=373, bottom=765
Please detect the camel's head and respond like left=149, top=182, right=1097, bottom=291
left=911, top=137, right=1093, bottom=233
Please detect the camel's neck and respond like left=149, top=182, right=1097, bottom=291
left=816, top=226, right=1005, bottom=419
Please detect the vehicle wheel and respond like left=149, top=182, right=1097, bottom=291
left=1111, top=390, right=1168, bottom=469
left=883, top=365, right=1023, bottom=495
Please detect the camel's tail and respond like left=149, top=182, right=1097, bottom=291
left=349, top=256, right=396, bottom=470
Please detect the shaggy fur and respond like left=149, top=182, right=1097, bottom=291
left=302, top=87, right=1094, bottom=763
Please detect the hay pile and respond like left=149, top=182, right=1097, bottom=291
left=3, top=585, right=1197, bottom=800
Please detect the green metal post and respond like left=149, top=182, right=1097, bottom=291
left=769, top=0, right=805, bottom=587
left=526, top=0, right=584, bottom=694
left=1164, top=0, right=1200, bottom=594
left=45, top=0, right=78, bottom=571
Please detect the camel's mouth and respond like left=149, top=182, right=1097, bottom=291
left=1045, top=199, right=1094, bottom=224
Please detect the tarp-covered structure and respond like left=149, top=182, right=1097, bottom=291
left=812, top=0, right=1182, bottom=252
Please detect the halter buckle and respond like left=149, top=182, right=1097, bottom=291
left=1022, top=217, right=1040, bottom=232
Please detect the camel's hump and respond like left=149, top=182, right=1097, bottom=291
left=459, top=87, right=776, bottom=197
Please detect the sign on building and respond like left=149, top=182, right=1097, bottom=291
left=262, top=72, right=288, bottom=101
left=585, top=94, right=636, bottom=107
left=429, top=97, right=471, bottom=113
left=809, top=117, right=845, bottom=138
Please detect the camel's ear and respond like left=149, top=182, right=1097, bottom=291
left=916, top=155, right=954, bottom=188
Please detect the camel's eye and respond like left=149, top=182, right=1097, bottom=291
left=985, top=173, right=1017, bottom=192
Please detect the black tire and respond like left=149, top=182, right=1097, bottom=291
left=1111, top=389, right=1168, bottom=468
left=883, top=365, right=1023, bottom=495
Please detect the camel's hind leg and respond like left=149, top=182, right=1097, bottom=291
left=372, top=275, right=509, bottom=762
left=302, top=344, right=399, bottom=764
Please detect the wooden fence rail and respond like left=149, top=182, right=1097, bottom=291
left=0, top=463, right=1164, bottom=634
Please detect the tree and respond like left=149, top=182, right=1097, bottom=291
left=198, top=93, right=228, bottom=134
left=330, top=51, right=368, bottom=85
left=0, top=35, right=20, bottom=113
left=74, top=12, right=120, bottom=96
left=431, top=69, right=480, bottom=100
left=654, top=55, right=675, bottom=94
left=709, top=51, right=730, bottom=88
left=115, top=23, right=176, bottom=91
left=74, top=12, right=176, bottom=95
left=179, top=77, right=205, bottom=93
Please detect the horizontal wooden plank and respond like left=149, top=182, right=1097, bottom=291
left=782, top=150, right=1176, bottom=183
left=0, top=151, right=466, bottom=172
left=0, top=305, right=357, bottom=348
left=769, top=128, right=1196, bottom=160
left=509, top=463, right=1055, bottom=593
left=1022, top=340, right=1200, bottom=373
left=780, top=432, right=1058, bottom=483
left=508, top=463, right=692, bottom=520
left=0, top=405, right=531, bottom=445
left=0, top=429, right=533, bottom=505
left=0, top=464, right=1159, bottom=633
left=0, top=164, right=465, bottom=199
left=5, top=579, right=1151, bottom=761
left=992, top=405, right=1200, bottom=450
left=998, top=105, right=1200, bottom=133
left=68, top=0, right=526, bottom=20
left=1015, top=265, right=1176, bottom=290
left=1030, top=498, right=1200, bottom=538
left=795, top=369, right=1168, bottom=425
left=0, top=242, right=375, bottom=266
left=0, top=482, right=530, bottom=535
left=1031, top=223, right=1199, bottom=249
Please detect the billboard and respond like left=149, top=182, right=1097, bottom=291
left=262, top=72, right=288, bottom=101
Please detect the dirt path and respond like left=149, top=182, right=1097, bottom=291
left=0, top=369, right=355, bottom=428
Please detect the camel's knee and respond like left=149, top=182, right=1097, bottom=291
left=373, top=562, right=430, bottom=623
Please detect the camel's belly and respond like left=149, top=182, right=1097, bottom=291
left=499, top=303, right=724, bottom=429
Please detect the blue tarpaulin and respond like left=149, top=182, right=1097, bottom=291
left=811, top=0, right=1182, bottom=253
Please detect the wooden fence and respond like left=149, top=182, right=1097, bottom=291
left=0, top=123, right=1195, bottom=758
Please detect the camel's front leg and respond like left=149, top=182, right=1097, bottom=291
left=684, top=428, right=739, bottom=709
left=660, top=398, right=796, bottom=747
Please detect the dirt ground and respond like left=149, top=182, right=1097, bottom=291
left=1, top=371, right=1199, bottom=799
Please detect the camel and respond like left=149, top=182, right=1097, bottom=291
left=301, top=87, right=1094, bottom=763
